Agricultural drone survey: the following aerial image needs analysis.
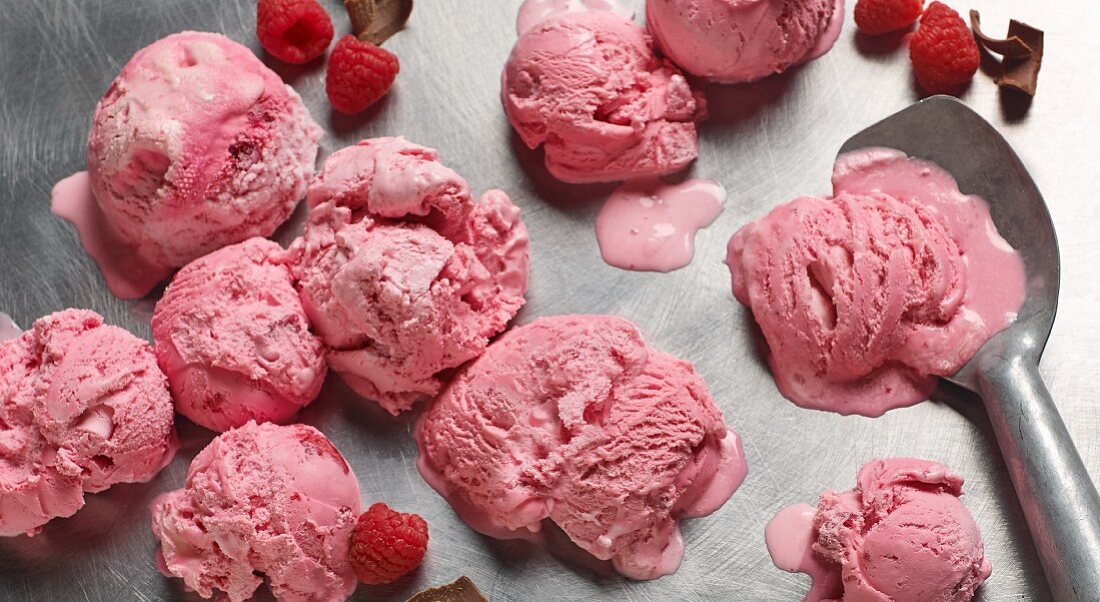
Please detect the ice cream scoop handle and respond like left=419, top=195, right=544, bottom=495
left=977, top=355, right=1100, bottom=601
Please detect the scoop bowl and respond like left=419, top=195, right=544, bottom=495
left=839, top=95, right=1100, bottom=601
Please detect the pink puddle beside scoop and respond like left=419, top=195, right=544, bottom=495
left=727, top=148, right=1026, bottom=416
left=53, top=31, right=321, bottom=299
left=596, top=178, right=725, bottom=272
left=416, top=314, right=747, bottom=580
left=0, top=313, right=20, bottom=342
left=765, top=459, right=992, bottom=601
left=515, top=0, right=633, bottom=35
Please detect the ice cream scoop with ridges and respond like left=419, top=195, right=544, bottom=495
left=152, top=237, right=327, bottom=432
left=67, top=31, right=321, bottom=299
left=416, top=315, right=747, bottom=579
left=502, top=11, right=705, bottom=183
left=150, top=421, right=361, bottom=602
left=727, top=149, right=1025, bottom=416
left=0, top=309, right=176, bottom=537
left=292, top=137, right=529, bottom=415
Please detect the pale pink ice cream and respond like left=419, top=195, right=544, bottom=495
left=54, top=31, right=322, bottom=299
left=727, top=149, right=1025, bottom=416
left=416, top=315, right=747, bottom=580
left=0, top=309, right=177, bottom=537
left=152, top=238, right=326, bottom=432
left=502, top=11, right=705, bottom=183
left=516, top=0, right=634, bottom=35
left=765, top=459, right=992, bottom=601
left=291, top=138, right=530, bottom=415
left=646, top=0, right=845, bottom=83
left=150, top=421, right=361, bottom=602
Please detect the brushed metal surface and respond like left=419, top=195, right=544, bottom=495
left=1, top=1, right=1097, bottom=600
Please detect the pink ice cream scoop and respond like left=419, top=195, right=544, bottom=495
left=727, top=149, right=1026, bottom=416
left=150, top=421, right=361, bottom=602
left=54, top=31, right=322, bottom=299
left=502, top=11, right=705, bottom=183
left=0, top=309, right=177, bottom=537
left=291, top=137, right=530, bottom=415
left=765, top=459, right=992, bottom=601
left=152, top=238, right=327, bottom=432
left=416, top=315, right=747, bottom=580
left=645, top=0, right=844, bottom=83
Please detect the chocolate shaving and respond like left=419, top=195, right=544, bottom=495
left=970, top=11, right=1044, bottom=96
left=345, top=0, right=413, bottom=45
left=406, top=576, right=489, bottom=602
left=969, top=11, right=1032, bottom=58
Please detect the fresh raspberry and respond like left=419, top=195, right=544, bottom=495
left=908, top=2, right=980, bottom=95
left=326, top=35, right=400, bottom=114
left=854, top=0, right=924, bottom=35
left=256, top=0, right=334, bottom=64
left=348, top=503, right=428, bottom=585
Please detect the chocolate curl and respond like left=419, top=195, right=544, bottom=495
left=345, top=0, right=413, bottom=45
left=970, top=10, right=1044, bottom=96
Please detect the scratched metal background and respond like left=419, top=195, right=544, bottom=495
left=1, top=0, right=1097, bottom=600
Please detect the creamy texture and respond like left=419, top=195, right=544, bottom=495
left=646, top=0, right=844, bottom=83
left=56, top=31, right=321, bottom=299
left=0, top=309, right=177, bottom=537
left=596, top=178, right=725, bottom=272
left=727, top=148, right=1026, bottom=416
left=503, top=11, right=705, bottom=183
left=516, top=0, right=634, bottom=34
left=765, top=459, right=992, bottom=601
left=0, top=314, right=20, bottom=342
left=416, top=315, right=747, bottom=580
left=292, top=138, right=530, bottom=415
left=152, top=238, right=326, bottom=432
left=151, top=421, right=360, bottom=602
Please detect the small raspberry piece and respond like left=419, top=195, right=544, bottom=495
left=348, top=503, right=428, bottom=585
left=909, top=2, right=980, bottom=95
left=257, top=0, right=334, bottom=64
left=326, top=35, right=400, bottom=114
left=855, top=0, right=924, bottom=35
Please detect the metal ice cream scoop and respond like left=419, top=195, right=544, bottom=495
left=840, top=95, right=1100, bottom=601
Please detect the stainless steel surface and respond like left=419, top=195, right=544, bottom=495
left=1, top=1, right=1098, bottom=600
left=841, top=96, right=1100, bottom=601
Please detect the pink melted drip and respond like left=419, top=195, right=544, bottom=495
left=765, top=503, right=842, bottom=600
left=51, top=172, right=173, bottom=300
left=596, top=178, right=725, bottom=273
left=516, top=0, right=634, bottom=35
left=0, top=313, right=20, bottom=342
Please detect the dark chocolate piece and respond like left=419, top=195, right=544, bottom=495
left=969, top=11, right=1044, bottom=96
left=406, top=576, right=489, bottom=602
left=345, top=0, right=414, bottom=45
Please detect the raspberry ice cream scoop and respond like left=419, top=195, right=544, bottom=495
left=52, top=31, right=322, bottom=299
left=646, top=0, right=844, bottom=83
left=502, top=11, right=705, bottom=183
left=727, top=148, right=1025, bottom=416
left=152, top=238, right=327, bottom=432
left=291, top=138, right=530, bottom=415
left=765, top=459, right=992, bottom=601
left=150, top=421, right=361, bottom=602
left=0, top=309, right=177, bottom=537
left=416, top=315, right=747, bottom=580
